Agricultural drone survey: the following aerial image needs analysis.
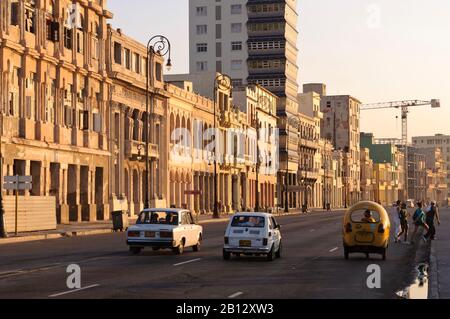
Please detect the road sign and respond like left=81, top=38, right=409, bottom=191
left=2, top=175, right=33, bottom=235
left=185, top=190, right=203, bottom=196
left=4, top=176, right=32, bottom=183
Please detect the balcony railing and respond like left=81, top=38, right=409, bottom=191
left=125, top=139, right=159, bottom=159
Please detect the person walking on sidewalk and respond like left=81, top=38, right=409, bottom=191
left=410, top=201, right=429, bottom=243
left=424, top=201, right=441, bottom=241
left=392, top=200, right=401, bottom=242
left=397, top=203, right=410, bottom=243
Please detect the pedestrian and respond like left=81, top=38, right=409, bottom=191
left=392, top=200, right=401, bottom=242
left=424, top=201, right=441, bottom=241
left=397, top=203, right=410, bottom=243
left=410, top=201, right=429, bottom=243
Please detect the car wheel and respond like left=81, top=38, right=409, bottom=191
left=193, top=235, right=201, bottom=252
left=173, top=240, right=184, bottom=255
left=267, top=245, right=276, bottom=262
left=130, top=247, right=142, bottom=255
left=223, top=249, right=231, bottom=260
left=276, top=242, right=282, bottom=259
left=382, top=248, right=387, bottom=261
left=344, top=246, right=349, bottom=260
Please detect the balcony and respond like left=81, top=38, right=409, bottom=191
left=299, top=138, right=319, bottom=150
left=125, top=140, right=159, bottom=159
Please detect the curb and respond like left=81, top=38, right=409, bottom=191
left=428, top=241, right=440, bottom=299
left=0, top=228, right=113, bottom=245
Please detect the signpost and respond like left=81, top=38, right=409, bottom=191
left=3, top=176, right=32, bottom=236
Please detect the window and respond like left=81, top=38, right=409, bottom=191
left=196, top=25, right=207, bottom=35
left=196, top=61, right=208, bottom=72
left=196, top=6, right=207, bottom=16
left=24, top=1, right=36, bottom=33
left=136, top=211, right=179, bottom=225
left=230, top=4, right=242, bottom=14
left=196, top=43, right=208, bottom=52
left=64, top=28, right=73, bottom=49
left=231, top=60, right=242, bottom=70
left=215, top=6, right=221, bottom=20
left=133, top=53, right=140, bottom=73
left=232, top=79, right=243, bottom=87
left=124, top=48, right=131, bottom=69
left=11, top=0, right=19, bottom=26
left=76, top=32, right=83, bottom=53
left=46, top=20, right=59, bottom=42
left=231, top=23, right=242, bottom=33
left=155, top=63, right=162, bottom=82
left=231, top=216, right=265, bottom=228
left=92, top=38, right=99, bottom=60
left=114, top=42, right=122, bottom=64
left=231, top=41, right=242, bottom=51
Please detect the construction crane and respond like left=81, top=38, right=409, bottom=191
left=361, top=99, right=441, bottom=201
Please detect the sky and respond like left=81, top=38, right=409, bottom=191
left=108, top=0, right=450, bottom=141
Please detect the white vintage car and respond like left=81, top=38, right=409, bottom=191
left=126, top=208, right=203, bottom=255
left=223, top=212, right=282, bottom=261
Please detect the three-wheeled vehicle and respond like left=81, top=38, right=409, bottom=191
left=343, top=201, right=391, bottom=260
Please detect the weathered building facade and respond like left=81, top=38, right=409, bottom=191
left=0, top=0, right=112, bottom=223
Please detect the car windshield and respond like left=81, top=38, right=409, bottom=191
left=136, top=211, right=179, bottom=225
left=350, top=209, right=381, bottom=224
left=231, top=216, right=265, bottom=228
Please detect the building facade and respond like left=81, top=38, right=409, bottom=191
left=0, top=0, right=112, bottom=223
left=320, top=95, right=361, bottom=206
left=412, top=134, right=450, bottom=202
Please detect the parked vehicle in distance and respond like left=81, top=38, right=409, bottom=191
left=126, top=208, right=202, bottom=255
left=223, top=213, right=282, bottom=261
left=343, top=201, right=391, bottom=260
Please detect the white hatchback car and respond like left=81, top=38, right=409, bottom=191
left=126, top=208, right=203, bottom=255
left=223, top=213, right=282, bottom=261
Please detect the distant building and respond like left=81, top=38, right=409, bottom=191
left=412, top=134, right=450, bottom=201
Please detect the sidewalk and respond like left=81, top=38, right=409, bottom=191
left=0, top=208, right=342, bottom=245
left=429, top=209, right=450, bottom=299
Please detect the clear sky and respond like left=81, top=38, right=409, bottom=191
left=108, top=0, right=450, bottom=140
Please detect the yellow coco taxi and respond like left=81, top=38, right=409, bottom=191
left=343, top=201, right=391, bottom=260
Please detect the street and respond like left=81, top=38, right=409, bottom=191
left=0, top=210, right=421, bottom=299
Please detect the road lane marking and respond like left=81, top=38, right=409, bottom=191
left=310, top=229, right=315, bottom=232
left=329, top=247, right=339, bottom=253
left=173, top=258, right=202, bottom=267
left=228, top=292, right=243, bottom=299
left=48, top=284, right=100, bottom=298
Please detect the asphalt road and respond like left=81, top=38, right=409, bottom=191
left=0, top=210, right=419, bottom=299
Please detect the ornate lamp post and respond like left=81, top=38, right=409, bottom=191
left=145, top=35, right=172, bottom=209
left=213, top=74, right=232, bottom=219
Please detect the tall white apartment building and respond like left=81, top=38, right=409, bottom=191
left=189, top=0, right=248, bottom=87
left=189, top=0, right=301, bottom=210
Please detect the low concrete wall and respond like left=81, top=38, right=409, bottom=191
left=3, top=196, right=57, bottom=233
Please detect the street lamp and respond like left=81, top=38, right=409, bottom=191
left=136, top=144, right=144, bottom=162
left=213, top=74, right=232, bottom=219
left=145, top=35, right=171, bottom=209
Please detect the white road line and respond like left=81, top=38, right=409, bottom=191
left=0, top=269, right=22, bottom=276
left=173, top=258, right=202, bottom=267
left=228, top=292, right=243, bottom=299
left=329, top=247, right=339, bottom=253
left=48, top=284, right=100, bottom=298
